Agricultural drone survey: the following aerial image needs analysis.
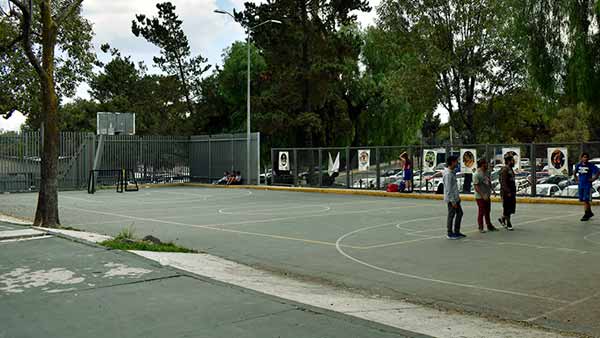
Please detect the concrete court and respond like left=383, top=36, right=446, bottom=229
left=1, top=187, right=600, bottom=337
left=0, top=231, right=423, bottom=338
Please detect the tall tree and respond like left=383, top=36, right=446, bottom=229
left=132, top=2, right=210, bottom=117
left=520, top=0, right=600, bottom=138
left=239, top=0, right=370, bottom=148
left=1, top=0, right=95, bottom=227
left=378, top=0, right=525, bottom=143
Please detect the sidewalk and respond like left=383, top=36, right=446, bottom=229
left=0, top=223, right=425, bottom=338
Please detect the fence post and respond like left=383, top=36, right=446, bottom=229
left=346, top=147, right=350, bottom=188
left=375, top=147, right=380, bottom=190
left=531, top=143, right=537, bottom=197
left=207, top=137, right=212, bottom=184
left=318, top=148, right=322, bottom=187
left=293, top=149, right=298, bottom=186
left=271, top=148, right=275, bottom=186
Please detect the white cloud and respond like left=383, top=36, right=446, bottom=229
left=0, top=111, right=26, bottom=132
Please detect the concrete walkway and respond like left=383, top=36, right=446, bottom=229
left=0, top=225, right=424, bottom=338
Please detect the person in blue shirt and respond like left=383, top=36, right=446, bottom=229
left=574, top=152, right=600, bottom=221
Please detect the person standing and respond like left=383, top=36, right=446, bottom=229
left=499, top=155, right=517, bottom=231
left=473, top=159, right=498, bottom=233
left=399, top=152, right=413, bottom=192
left=574, top=152, right=599, bottom=221
left=444, top=156, right=465, bottom=239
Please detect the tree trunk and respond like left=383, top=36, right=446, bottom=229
left=33, top=0, right=60, bottom=227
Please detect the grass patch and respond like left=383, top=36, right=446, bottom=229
left=101, top=239, right=198, bottom=253
left=101, top=226, right=198, bottom=253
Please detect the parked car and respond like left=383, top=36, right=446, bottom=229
left=538, top=175, right=568, bottom=185
left=534, top=184, right=561, bottom=197
left=560, top=185, right=600, bottom=199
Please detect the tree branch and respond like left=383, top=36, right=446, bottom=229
left=54, top=0, right=83, bottom=27
left=9, top=0, right=45, bottom=80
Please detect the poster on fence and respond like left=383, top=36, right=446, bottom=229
left=358, top=150, right=370, bottom=171
left=460, top=149, right=477, bottom=174
left=423, top=149, right=437, bottom=172
left=278, top=151, right=290, bottom=171
left=328, top=152, right=340, bottom=175
left=502, top=148, right=521, bottom=170
left=548, top=147, right=568, bottom=175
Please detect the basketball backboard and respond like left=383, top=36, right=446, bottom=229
left=97, top=112, right=135, bottom=135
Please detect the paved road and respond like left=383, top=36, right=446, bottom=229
left=1, top=187, right=599, bottom=337
left=0, top=234, right=425, bottom=338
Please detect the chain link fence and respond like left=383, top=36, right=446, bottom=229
left=271, top=142, right=600, bottom=200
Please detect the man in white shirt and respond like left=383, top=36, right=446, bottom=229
left=443, top=156, right=465, bottom=240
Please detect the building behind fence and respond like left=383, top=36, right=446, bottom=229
left=271, top=142, right=600, bottom=199
left=0, top=131, right=260, bottom=193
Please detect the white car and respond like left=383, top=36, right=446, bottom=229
left=591, top=158, right=600, bottom=170
left=533, top=184, right=561, bottom=197
left=560, top=185, right=600, bottom=199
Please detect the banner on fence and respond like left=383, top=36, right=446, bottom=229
left=278, top=151, right=290, bottom=171
left=358, top=150, right=370, bottom=171
left=502, top=148, right=521, bottom=170
left=328, top=152, right=340, bottom=175
left=423, top=149, right=437, bottom=172
left=548, top=147, right=568, bottom=175
left=460, top=149, right=477, bottom=174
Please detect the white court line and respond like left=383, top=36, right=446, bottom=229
left=463, top=239, right=590, bottom=255
left=218, top=205, right=331, bottom=215
left=62, top=203, right=430, bottom=232
left=59, top=205, right=375, bottom=249
left=526, top=291, right=600, bottom=322
left=334, top=214, right=584, bottom=304
left=583, top=231, right=600, bottom=245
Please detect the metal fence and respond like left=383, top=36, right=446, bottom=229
left=96, top=135, right=191, bottom=185
left=0, top=131, right=261, bottom=193
left=271, top=142, right=600, bottom=199
left=0, top=131, right=95, bottom=192
left=189, top=133, right=260, bottom=185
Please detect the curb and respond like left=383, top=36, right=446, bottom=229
left=180, top=183, right=598, bottom=206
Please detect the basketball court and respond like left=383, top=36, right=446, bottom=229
left=1, top=186, right=599, bottom=336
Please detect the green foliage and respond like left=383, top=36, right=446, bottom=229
left=378, top=0, right=526, bottom=143
left=550, top=104, right=592, bottom=143
left=0, top=0, right=96, bottom=125
left=520, top=0, right=600, bottom=139
left=102, top=226, right=197, bottom=253
left=132, top=2, right=210, bottom=116
left=115, top=225, right=136, bottom=241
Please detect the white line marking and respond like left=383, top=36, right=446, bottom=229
left=58, top=205, right=363, bottom=249
left=334, top=214, right=583, bottom=304
left=583, top=231, right=600, bottom=245
left=218, top=205, right=331, bottom=215
left=526, top=291, right=600, bottom=322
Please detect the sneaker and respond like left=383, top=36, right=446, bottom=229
left=479, top=229, right=487, bottom=233
left=455, top=233, right=467, bottom=238
left=581, top=215, right=591, bottom=222
left=447, top=234, right=459, bottom=240
left=588, top=211, right=595, bottom=218
left=498, top=218, right=506, bottom=227
left=506, top=224, right=514, bottom=231
left=487, top=226, right=499, bottom=232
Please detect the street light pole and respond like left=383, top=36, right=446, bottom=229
left=214, top=10, right=281, bottom=185
left=247, top=29, right=251, bottom=185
